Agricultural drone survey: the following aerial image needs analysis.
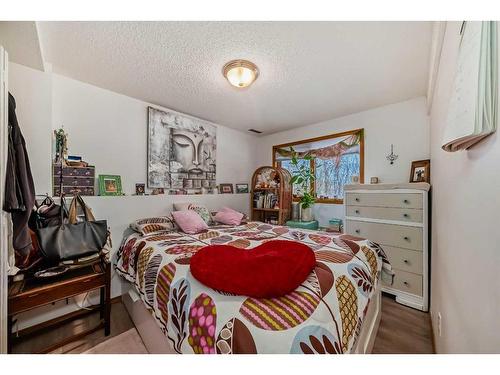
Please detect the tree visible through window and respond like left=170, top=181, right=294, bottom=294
left=273, top=129, right=364, bottom=203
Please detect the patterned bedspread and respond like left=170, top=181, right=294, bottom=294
left=115, top=221, right=390, bottom=354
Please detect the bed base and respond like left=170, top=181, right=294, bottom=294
left=122, top=286, right=382, bottom=354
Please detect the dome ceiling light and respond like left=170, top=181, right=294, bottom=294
left=222, top=59, right=259, bottom=88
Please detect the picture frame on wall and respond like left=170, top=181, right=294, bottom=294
left=98, top=175, right=123, bottom=196
left=235, top=183, right=249, bottom=193
left=218, top=183, right=234, bottom=194
left=409, top=159, right=431, bottom=183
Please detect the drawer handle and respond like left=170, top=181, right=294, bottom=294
left=355, top=229, right=360, bottom=234
left=355, top=210, right=360, bottom=214
left=403, top=213, right=409, bottom=218
left=403, top=281, right=409, bottom=286
left=403, top=199, right=409, bottom=204
left=403, top=236, right=409, bottom=241
left=355, top=198, right=360, bottom=202
left=403, top=259, right=409, bottom=264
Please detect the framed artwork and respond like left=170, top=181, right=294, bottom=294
left=99, top=175, right=122, bottom=196
left=409, top=159, right=431, bottom=183
left=135, top=183, right=145, bottom=195
left=147, top=107, right=217, bottom=193
left=235, top=183, right=249, bottom=193
left=219, top=184, right=234, bottom=194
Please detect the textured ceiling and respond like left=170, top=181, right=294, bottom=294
left=37, top=21, right=432, bottom=134
left=0, top=21, right=45, bottom=71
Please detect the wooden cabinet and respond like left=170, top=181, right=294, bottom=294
left=344, top=184, right=430, bottom=311
left=52, top=164, right=95, bottom=196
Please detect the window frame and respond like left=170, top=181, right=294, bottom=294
left=272, top=128, right=364, bottom=205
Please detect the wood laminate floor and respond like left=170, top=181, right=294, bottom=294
left=12, top=294, right=434, bottom=354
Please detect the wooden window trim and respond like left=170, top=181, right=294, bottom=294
left=273, top=128, right=364, bottom=205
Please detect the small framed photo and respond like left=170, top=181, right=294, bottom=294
left=370, top=177, right=379, bottom=184
left=218, top=183, right=234, bottom=194
left=135, top=183, right=145, bottom=195
left=351, top=175, right=360, bottom=184
left=410, top=159, right=431, bottom=183
left=152, top=188, right=165, bottom=195
left=235, top=183, right=249, bottom=193
left=99, top=175, right=122, bottom=196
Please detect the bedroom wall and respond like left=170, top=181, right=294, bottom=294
left=8, top=62, right=258, bottom=329
left=429, top=21, right=500, bottom=353
left=255, top=97, right=430, bottom=226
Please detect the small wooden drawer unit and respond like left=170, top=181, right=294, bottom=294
left=344, top=183, right=430, bottom=311
left=52, top=164, right=95, bottom=196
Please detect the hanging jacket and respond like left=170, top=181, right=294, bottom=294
left=3, top=92, right=36, bottom=264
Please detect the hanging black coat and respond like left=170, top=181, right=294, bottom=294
left=3, top=93, right=36, bottom=262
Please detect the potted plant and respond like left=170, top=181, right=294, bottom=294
left=289, top=147, right=316, bottom=222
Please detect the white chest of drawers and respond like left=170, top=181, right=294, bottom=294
left=344, top=183, right=430, bottom=311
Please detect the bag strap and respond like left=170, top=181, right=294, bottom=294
left=68, top=194, right=96, bottom=224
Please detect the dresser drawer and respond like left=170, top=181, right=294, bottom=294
left=53, top=177, right=94, bottom=187
left=53, top=166, right=95, bottom=177
left=346, top=206, right=423, bottom=223
left=383, top=246, right=423, bottom=274
left=384, top=269, right=423, bottom=296
left=345, top=220, right=423, bottom=251
left=345, top=192, right=422, bottom=209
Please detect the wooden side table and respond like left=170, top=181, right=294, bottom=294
left=7, top=260, right=111, bottom=353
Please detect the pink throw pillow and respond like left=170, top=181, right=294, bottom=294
left=172, top=210, right=209, bottom=234
left=214, top=209, right=244, bottom=225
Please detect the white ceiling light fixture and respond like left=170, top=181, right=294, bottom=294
left=223, top=59, right=259, bottom=88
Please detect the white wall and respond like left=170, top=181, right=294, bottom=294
left=8, top=63, right=52, bottom=194
left=256, top=97, right=430, bottom=226
left=8, top=63, right=258, bottom=329
left=429, top=22, right=500, bottom=353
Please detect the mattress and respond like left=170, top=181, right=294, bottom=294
left=115, top=221, right=391, bottom=354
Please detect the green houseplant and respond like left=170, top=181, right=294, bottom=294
left=289, top=147, right=316, bottom=221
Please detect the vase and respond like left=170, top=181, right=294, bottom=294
left=301, top=206, right=314, bottom=222
left=291, top=202, right=300, bottom=221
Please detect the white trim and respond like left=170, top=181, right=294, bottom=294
left=0, top=46, right=9, bottom=354
left=427, top=21, right=447, bottom=114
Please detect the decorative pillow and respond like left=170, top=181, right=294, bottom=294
left=190, top=240, right=316, bottom=298
left=130, top=216, right=176, bottom=235
left=173, top=202, right=212, bottom=225
left=172, top=210, right=209, bottom=234
left=212, top=207, right=248, bottom=224
left=214, top=209, right=244, bottom=226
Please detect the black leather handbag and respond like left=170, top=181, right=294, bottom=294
left=35, top=194, right=108, bottom=263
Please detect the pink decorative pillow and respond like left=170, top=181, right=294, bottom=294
left=172, top=210, right=209, bottom=234
left=214, top=208, right=244, bottom=225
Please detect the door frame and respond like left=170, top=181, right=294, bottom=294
left=0, top=46, right=9, bottom=354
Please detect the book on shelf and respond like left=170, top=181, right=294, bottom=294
left=253, top=191, right=279, bottom=209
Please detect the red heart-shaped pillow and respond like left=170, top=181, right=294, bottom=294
left=190, top=240, right=316, bottom=298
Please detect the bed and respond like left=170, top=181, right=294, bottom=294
left=115, top=221, right=391, bottom=354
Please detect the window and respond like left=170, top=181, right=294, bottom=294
left=273, top=129, right=364, bottom=204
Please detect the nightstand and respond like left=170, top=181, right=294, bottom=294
left=7, top=259, right=111, bottom=353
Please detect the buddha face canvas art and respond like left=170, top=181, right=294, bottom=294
left=148, top=107, right=216, bottom=191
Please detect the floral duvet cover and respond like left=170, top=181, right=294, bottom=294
left=115, top=221, right=391, bottom=354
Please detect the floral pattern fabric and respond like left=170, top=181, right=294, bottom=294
left=115, top=221, right=391, bottom=354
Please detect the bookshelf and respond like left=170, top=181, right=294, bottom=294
left=250, top=166, right=292, bottom=225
